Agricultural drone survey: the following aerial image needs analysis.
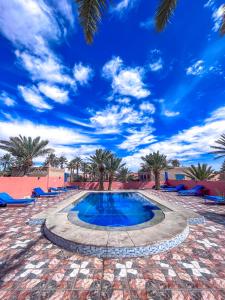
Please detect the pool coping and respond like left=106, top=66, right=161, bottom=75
left=30, top=190, right=205, bottom=258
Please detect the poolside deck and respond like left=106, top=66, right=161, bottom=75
left=0, top=190, right=224, bottom=299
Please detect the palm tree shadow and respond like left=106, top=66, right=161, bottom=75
left=0, top=224, right=55, bottom=284
left=198, top=210, right=225, bottom=227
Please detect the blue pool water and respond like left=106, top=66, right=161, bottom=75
left=70, top=192, right=160, bottom=227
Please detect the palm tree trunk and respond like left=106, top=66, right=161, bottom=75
left=108, top=174, right=113, bottom=191
left=99, top=171, right=104, bottom=190
left=154, top=170, right=160, bottom=190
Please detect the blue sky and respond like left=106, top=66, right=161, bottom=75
left=0, top=0, right=224, bottom=170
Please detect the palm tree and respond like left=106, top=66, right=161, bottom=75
left=87, top=162, right=98, bottom=181
left=105, top=155, right=125, bottom=190
left=89, top=149, right=112, bottom=190
left=0, top=135, right=52, bottom=175
left=73, top=157, right=82, bottom=178
left=141, top=151, right=168, bottom=190
left=67, top=159, right=76, bottom=181
left=81, top=161, right=88, bottom=181
left=211, top=134, right=225, bottom=159
left=117, top=167, right=131, bottom=183
left=44, top=153, right=59, bottom=167
left=75, top=0, right=225, bottom=44
left=184, top=163, right=215, bottom=181
left=0, top=154, right=13, bottom=172
left=169, top=159, right=180, bottom=167
left=58, top=155, right=67, bottom=169
left=220, top=160, right=225, bottom=173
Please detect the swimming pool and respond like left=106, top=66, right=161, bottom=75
left=68, top=192, right=161, bottom=227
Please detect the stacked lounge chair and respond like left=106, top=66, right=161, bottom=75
left=0, top=192, right=35, bottom=206
left=49, top=187, right=68, bottom=193
left=178, top=185, right=204, bottom=196
left=162, top=184, right=185, bottom=192
left=33, top=187, right=59, bottom=198
left=204, top=195, right=225, bottom=204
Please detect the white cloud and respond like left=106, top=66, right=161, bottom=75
left=102, top=56, right=150, bottom=99
left=204, top=0, right=215, bottom=8
left=212, top=5, right=225, bottom=32
left=15, top=50, right=74, bottom=85
left=140, top=18, right=154, bottom=30
left=122, top=105, right=225, bottom=170
left=90, top=105, right=147, bottom=133
left=0, top=92, right=16, bottom=106
left=149, top=60, right=163, bottom=72
left=0, top=119, right=96, bottom=146
left=73, top=63, right=93, bottom=85
left=0, top=0, right=60, bottom=51
left=18, top=85, right=52, bottom=111
left=116, top=97, right=131, bottom=104
left=139, top=102, right=155, bottom=114
left=111, top=0, right=137, bottom=14
left=149, top=49, right=163, bottom=72
left=186, top=60, right=205, bottom=76
left=0, top=119, right=98, bottom=161
left=119, top=126, right=155, bottom=151
left=164, top=110, right=180, bottom=117
left=38, top=83, right=69, bottom=104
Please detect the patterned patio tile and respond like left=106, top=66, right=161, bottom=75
left=0, top=190, right=225, bottom=299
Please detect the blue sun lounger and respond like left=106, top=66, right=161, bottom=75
left=49, top=187, right=68, bottom=193
left=162, top=184, right=185, bottom=192
left=204, top=195, right=225, bottom=204
left=0, top=199, right=7, bottom=207
left=178, top=185, right=204, bottom=196
left=33, top=187, right=59, bottom=197
left=66, top=185, right=80, bottom=190
left=0, top=193, right=35, bottom=205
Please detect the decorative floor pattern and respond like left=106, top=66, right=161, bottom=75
left=0, top=190, right=225, bottom=299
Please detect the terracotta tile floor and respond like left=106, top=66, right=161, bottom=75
left=0, top=190, right=225, bottom=299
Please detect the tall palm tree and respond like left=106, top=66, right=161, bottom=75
left=67, top=159, right=76, bottom=181
left=211, top=134, right=225, bottom=159
left=89, top=149, right=112, bottom=190
left=75, top=0, right=225, bottom=44
left=87, top=162, right=98, bottom=181
left=0, top=135, right=52, bottom=175
left=117, top=167, right=131, bottom=183
left=184, top=163, right=215, bottom=181
left=0, top=154, right=13, bottom=172
left=220, top=160, right=225, bottom=173
left=58, top=155, right=68, bottom=169
left=44, top=153, right=59, bottom=167
left=141, top=151, right=168, bottom=190
left=105, top=155, right=125, bottom=190
left=73, top=157, right=83, bottom=178
left=169, top=159, right=180, bottom=167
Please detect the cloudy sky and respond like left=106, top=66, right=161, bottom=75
left=0, top=0, right=224, bottom=170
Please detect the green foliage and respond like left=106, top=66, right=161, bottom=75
left=75, top=0, right=225, bottom=44
left=184, top=163, right=215, bottom=181
left=211, top=134, right=225, bottom=159
left=75, top=0, right=108, bottom=44
left=169, top=159, right=180, bottom=167
left=0, top=135, right=52, bottom=175
left=117, top=167, right=131, bottom=183
left=89, top=149, right=112, bottom=190
left=220, top=160, right=225, bottom=173
left=105, top=155, right=125, bottom=190
left=141, top=151, right=168, bottom=190
left=155, top=0, right=178, bottom=32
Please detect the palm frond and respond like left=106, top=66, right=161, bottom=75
left=220, top=4, right=225, bottom=35
left=155, top=0, right=178, bottom=32
left=75, top=0, right=108, bottom=44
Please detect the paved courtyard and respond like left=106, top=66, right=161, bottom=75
left=0, top=190, right=224, bottom=299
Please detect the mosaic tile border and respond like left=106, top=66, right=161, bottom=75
left=43, top=224, right=189, bottom=258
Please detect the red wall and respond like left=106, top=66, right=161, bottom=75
left=168, top=179, right=225, bottom=195
left=67, top=181, right=156, bottom=190
left=0, top=176, right=64, bottom=198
